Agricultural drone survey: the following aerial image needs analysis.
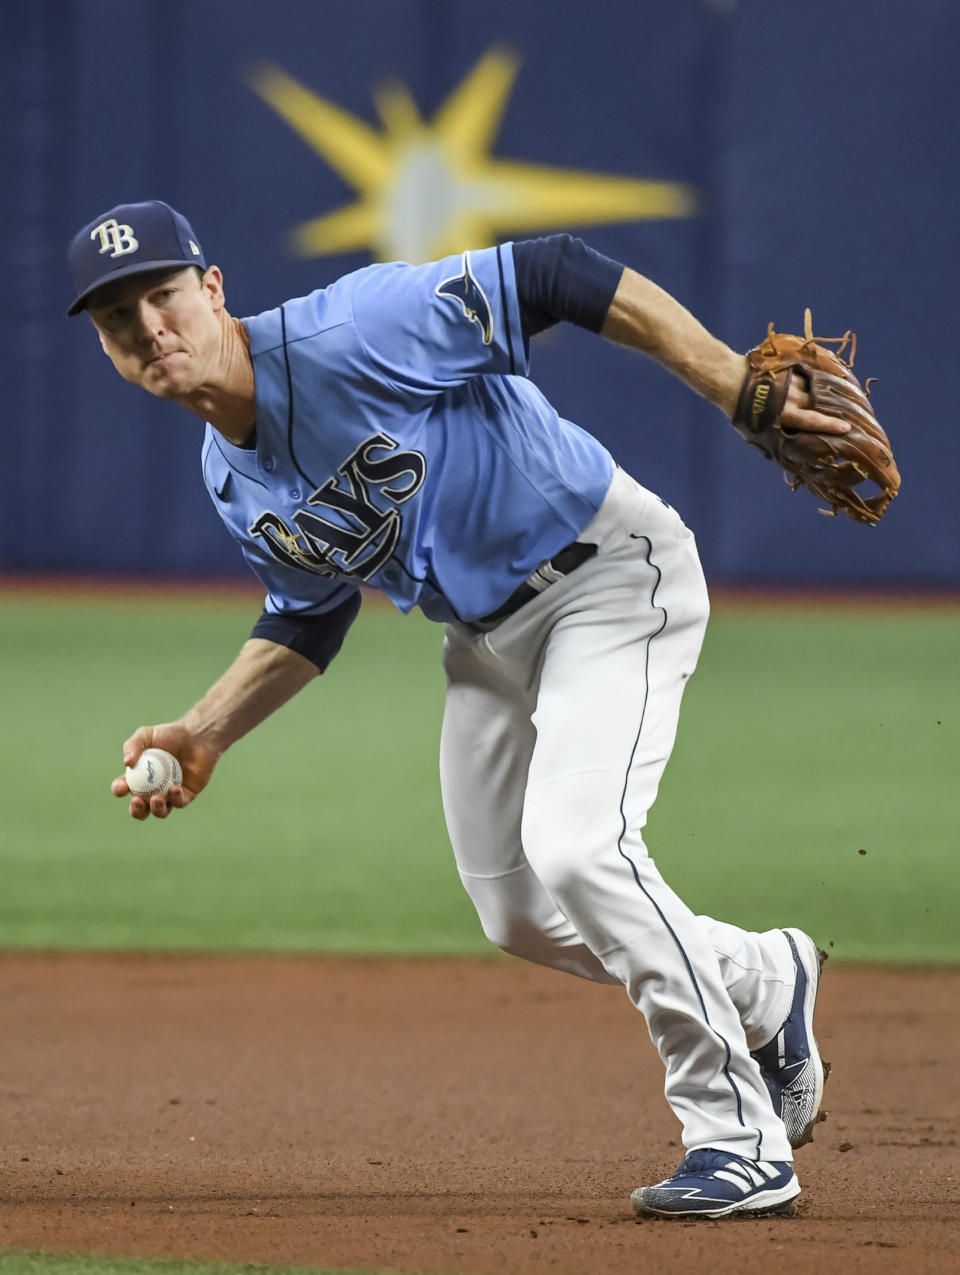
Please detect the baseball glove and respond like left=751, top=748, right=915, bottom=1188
left=731, top=310, right=900, bottom=525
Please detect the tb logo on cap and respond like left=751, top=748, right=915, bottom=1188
left=90, top=218, right=139, bottom=258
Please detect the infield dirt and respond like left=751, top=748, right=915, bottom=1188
left=2, top=954, right=958, bottom=1275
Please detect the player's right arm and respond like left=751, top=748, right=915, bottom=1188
left=113, top=579, right=361, bottom=821
left=119, top=439, right=368, bottom=822
left=112, top=637, right=320, bottom=820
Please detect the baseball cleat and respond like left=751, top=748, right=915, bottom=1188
left=631, top=1149, right=800, bottom=1219
left=751, top=928, right=827, bottom=1149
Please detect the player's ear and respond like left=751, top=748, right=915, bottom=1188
left=90, top=316, right=110, bottom=353
left=201, top=265, right=225, bottom=312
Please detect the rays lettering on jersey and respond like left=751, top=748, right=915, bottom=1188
left=250, top=432, right=426, bottom=581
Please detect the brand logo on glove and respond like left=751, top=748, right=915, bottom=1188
left=751, top=381, right=771, bottom=431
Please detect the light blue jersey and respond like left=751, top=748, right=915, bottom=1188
left=201, top=243, right=614, bottom=624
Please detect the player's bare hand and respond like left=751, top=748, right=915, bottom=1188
left=111, top=722, right=221, bottom=821
left=780, top=373, right=852, bottom=435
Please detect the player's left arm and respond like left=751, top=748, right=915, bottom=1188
left=509, top=235, right=845, bottom=437
left=599, top=266, right=848, bottom=437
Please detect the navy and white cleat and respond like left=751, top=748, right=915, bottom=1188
left=751, top=927, right=828, bottom=1149
left=631, top=1149, right=800, bottom=1219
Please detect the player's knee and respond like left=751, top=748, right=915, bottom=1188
left=479, top=910, right=549, bottom=961
left=521, top=797, right=613, bottom=900
left=524, top=844, right=591, bottom=902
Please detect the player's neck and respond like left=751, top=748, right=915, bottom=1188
left=176, top=314, right=256, bottom=445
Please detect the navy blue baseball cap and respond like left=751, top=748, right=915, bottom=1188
left=66, top=200, right=207, bottom=316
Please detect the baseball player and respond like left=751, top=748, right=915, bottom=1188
left=67, top=200, right=836, bottom=1220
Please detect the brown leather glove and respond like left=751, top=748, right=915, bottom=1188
left=732, top=310, right=900, bottom=524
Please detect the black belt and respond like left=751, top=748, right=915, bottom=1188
left=476, top=540, right=598, bottom=626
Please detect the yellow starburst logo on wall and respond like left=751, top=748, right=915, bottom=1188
left=248, top=47, right=695, bottom=265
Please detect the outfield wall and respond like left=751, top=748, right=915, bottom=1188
left=3, top=0, right=956, bottom=584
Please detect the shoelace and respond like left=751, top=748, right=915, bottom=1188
left=671, top=1149, right=733, bottom=1178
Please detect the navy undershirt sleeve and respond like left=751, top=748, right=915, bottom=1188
left=512, top=234, right=625, bottom=339
left=250, top=591, right=362, bottom=672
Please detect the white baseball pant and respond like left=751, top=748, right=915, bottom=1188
left=440, top=465, right=796, bottom=1161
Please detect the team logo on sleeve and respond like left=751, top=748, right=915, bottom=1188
left=436, top=252, right=494, bottom=345
left=250, top=432, right=426, bottom=582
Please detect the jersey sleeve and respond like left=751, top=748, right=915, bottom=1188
left=349, top=244, right=529, bottom=393
left=237, top=537, right=362, bottom=669
left=250, top=592, right=361, bottom=672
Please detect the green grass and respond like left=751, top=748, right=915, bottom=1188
left=0, top=1252, right=413, bottom=1275
left=0, top=591, right=473, bottom=953
left=648, top=603, right=960, bottom=962
left=0, top=590, right=957, bottom=961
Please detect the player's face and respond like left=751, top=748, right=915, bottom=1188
left=88, top=266, right=226, bottom=398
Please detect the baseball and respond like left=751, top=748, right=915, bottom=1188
left=125, top=748, right=183, bottom=797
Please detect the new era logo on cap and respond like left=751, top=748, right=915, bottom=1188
left=66, top=200, right=207, bottom=316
